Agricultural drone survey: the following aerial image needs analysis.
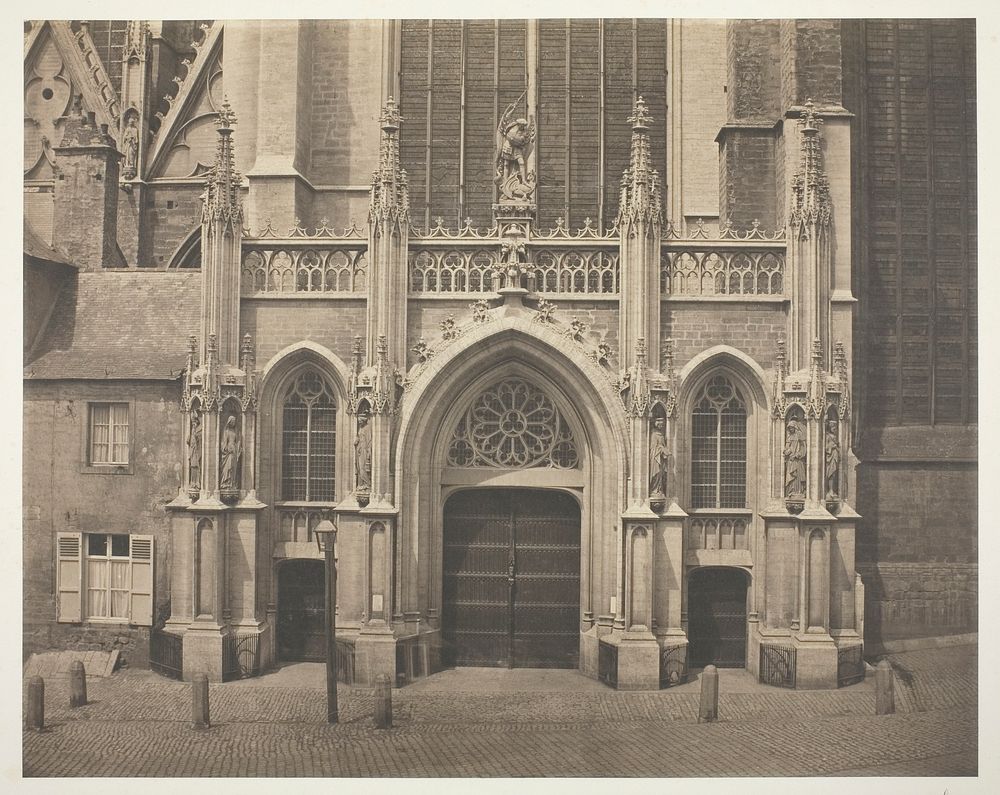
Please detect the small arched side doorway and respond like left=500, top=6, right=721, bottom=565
left=687, top=567, right=750, bottom=668
left=276, top=559, right=326, bottom=662
left=441, top=488, right=581, bottom=669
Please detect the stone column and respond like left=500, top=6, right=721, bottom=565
left=183, top=508, right=227, bottom=681
left=355, top=516, right=397, bottom=685
left=614, top=520, right=660, bottom=690
left=794, top=521, right=837, bottom=688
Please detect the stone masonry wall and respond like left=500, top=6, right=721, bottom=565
left=145, top=184, right=203, bottom=268
left=855, top=461, right=977, bottom=641
left=405, top=300, right=620, bottom=372
left=663, top=303, right=786, bottom=372
left=780, top=19, right=844, bottom=108
left=719, top=133, right=778, bottom=230
left=23, top=380, right=184, bottom=665
left=241, top=299, right=367, bottom=369
left=308, top=19, right=383, bottom=188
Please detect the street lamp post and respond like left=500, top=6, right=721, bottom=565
left=314, top=519, right=339, bottom=724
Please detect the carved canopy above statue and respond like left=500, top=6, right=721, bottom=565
left=446, top=378, right=578, bottom=469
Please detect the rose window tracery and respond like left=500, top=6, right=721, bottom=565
left=447, top=379, right=578, bottom=469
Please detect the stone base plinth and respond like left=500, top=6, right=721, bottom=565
left=182, top=624, right=225, bottom=682
left=615, top=637, right=661, bottom=690
left=355, top=629, right=397, bottom=686
left=795, top=637, right=838, bottom=689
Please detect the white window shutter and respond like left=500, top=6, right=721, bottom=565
left=129, top=535, right=154, bottom=626
left=56, top=532, right=83, bottom=623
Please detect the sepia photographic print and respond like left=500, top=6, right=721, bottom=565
left=20, top=7, right=982, bottom=787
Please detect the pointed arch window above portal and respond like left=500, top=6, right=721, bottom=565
left=446, top=379, right=578, bottom=469
left=281, top=369, right=337, bottom=501
left=690, top=374, right=747, bottom=509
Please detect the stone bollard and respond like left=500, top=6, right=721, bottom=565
left=374, top=673, right=392, bottom=729
left=875, top=659, right=895, bottom=715
left=69, top=661, right=87, bottom=708
left=26, top=676, right=45, bottom=731
left=698, top=665, right=719, bottom=723
left=191, top=673, right=210, bottom=730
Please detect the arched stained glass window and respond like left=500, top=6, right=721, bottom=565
left=691, top=374, right=747, bottom=509
left=281, top=370, right=337, bottom=501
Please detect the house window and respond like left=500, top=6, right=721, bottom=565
left=56, top=532, right=154, bottom=625
left=89, top=403, right=129, bottom=465
left=281, top=370, right=337, bottom=501
left=691, top=374, right=747, bottom=509
left=86, top=533, right=131, bottom=619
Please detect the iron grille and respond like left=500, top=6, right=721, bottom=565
left=223, top=633, right=262, bottom=681
left=837, top=644, right=866, bottom=688
left=659, top=644, right=688, bottom=688
left=759, top=643, right=796, bottom=688
left=598, top=639, right=618, bottom=688
left=395, top=635, right=431, bottom=686
left=149, top=629, right=183, bottom=680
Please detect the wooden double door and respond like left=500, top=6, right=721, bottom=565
left=687, top=567, right=749, bottom=668
left=441, top=488, right=581, bottom=668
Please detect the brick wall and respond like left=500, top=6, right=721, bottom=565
left=23, top=380, right=184, bottom=664
left=663, top=303, right=786, bottom=371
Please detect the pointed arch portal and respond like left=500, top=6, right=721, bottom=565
left=394, top=320, right=627, bottom=674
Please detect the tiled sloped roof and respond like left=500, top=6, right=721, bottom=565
left=23, top=221, right=75, bottom=267
left=25, top=271, right=202, bottom=380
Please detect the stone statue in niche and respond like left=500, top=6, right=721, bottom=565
left=121, top=113, right=139, bottom=180
left=355, top=411, right=373, bottom=491
left=648, top=415, right=670, bottom=500
left=825, top=418, right=840, bottom=500
left=495, top=91, right=536, bottom=201
left=499, top=238, right=528, bottom=289
left=783, top=416, right=807, bottom=498
left=219, top=415, right=242, bottom=491
left=188, top=411, right=202, bottom=491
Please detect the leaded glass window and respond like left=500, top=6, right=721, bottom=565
left=281, top=371, right=337, bottom=501
left=690, top=375, right=747, bottom=509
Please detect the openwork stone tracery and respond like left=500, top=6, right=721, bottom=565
left=446, top=379, right=578, bottom=469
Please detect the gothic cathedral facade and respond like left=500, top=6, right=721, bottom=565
left=24, top=20, right=977, bottom=689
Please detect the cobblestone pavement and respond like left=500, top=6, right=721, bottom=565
left=23, top=644, right=978, bottom=778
